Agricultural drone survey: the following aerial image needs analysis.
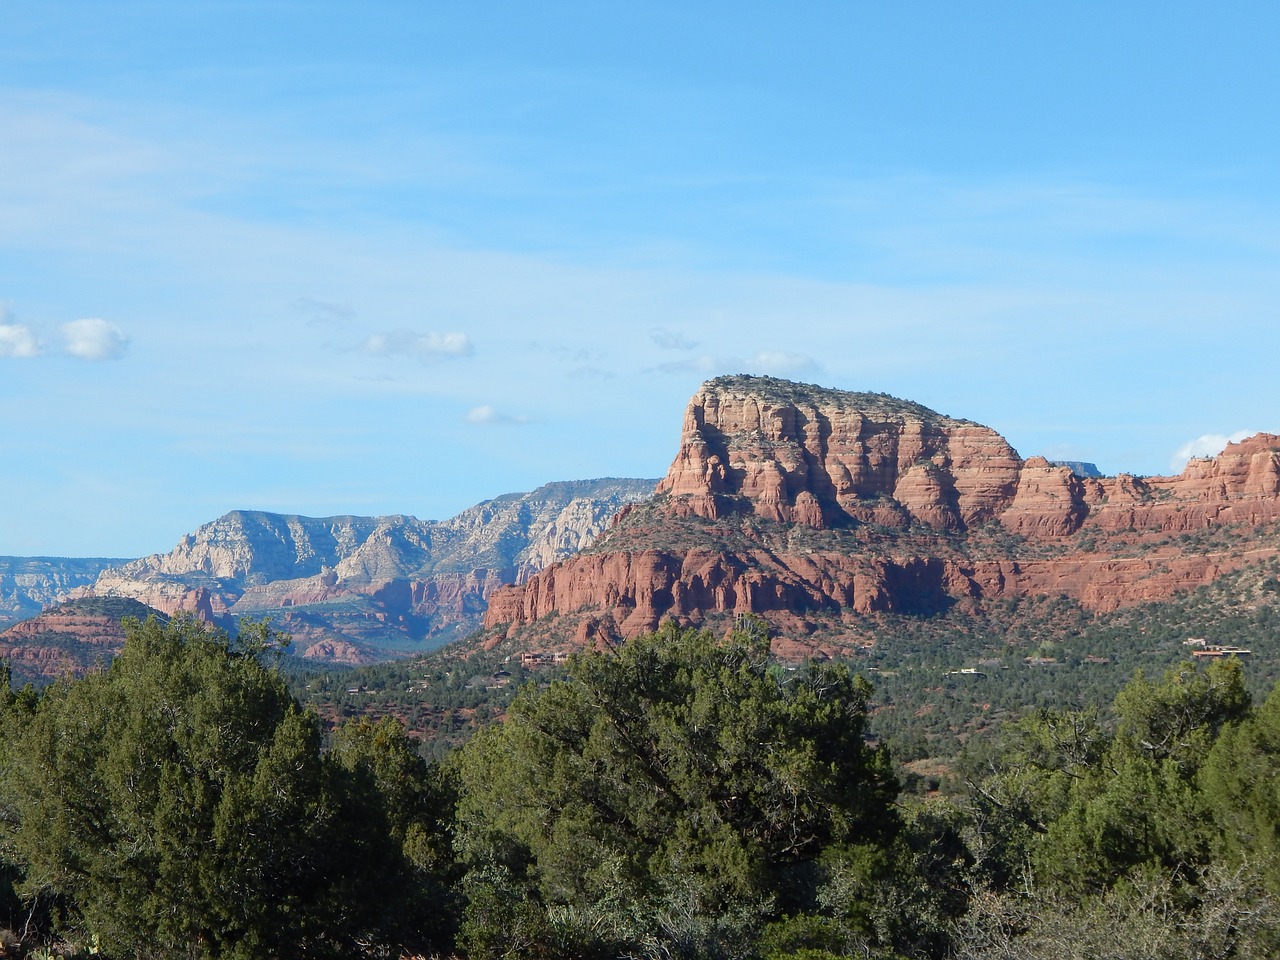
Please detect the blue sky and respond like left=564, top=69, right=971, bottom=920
left=2, top=2, right=1278, bottom=557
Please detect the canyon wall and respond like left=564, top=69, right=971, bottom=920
left=81, top=478, right=658, bottom=661
left=487, top=376, right=1280, bottom=641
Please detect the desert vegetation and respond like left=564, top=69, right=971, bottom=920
left=4, top=612, right=1280, bottom=958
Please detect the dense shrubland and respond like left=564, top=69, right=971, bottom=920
left=0, top=617, right=456, bottom=959
left=3, top=613, right=1280, bottom=958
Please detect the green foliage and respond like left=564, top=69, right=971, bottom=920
left=295, top=645, right=528, bottom=758
left=0, top=615, right=445, bottom=959
left=854, top=558, right=1280, bottom=761
left=0, top=663, right=28, bottom=932
left=450, top=620, right=900, bottom=959
left=329, top=715, right=461, bottom=949
left=1113, top=659, right=1251, bottom=765
left=8, top=572, right=1280, bottom=957
left=957, top=657, right=1280, bottom=957
left=1201, top=679, right=1280, bottom=896
left=964, top=660, right=1249, bottom=897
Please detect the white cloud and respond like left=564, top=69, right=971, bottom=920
left=359, top=330, right=473, bottom=362
left=464, top=405, right=528, bottom=426
left=0, top=322, right=42, bottom=358
left=0, top=315, right=129, bottom=361
left=59, top=317, right=129, bottom=361
left=1170, top=430, right=1255, bottom=472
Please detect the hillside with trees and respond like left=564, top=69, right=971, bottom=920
left=4, top=612, right=1280, bottom=958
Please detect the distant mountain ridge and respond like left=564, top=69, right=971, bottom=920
left=12, top=377, right=1280, bottom=677
left=81, top=478, right=659, bottom=662
left=0, top=556, right=130, bottom=627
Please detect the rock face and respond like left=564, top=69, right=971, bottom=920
left=0, top=556, right=131, bottom=626
left=1050, top=460, right=1103, bottom=478
left=485, top=375, right=1280, bottom=647
left=657, top=378, right=1023, bottom=530
left=82, top=479, right=658, bottom=662
left=0, top=596, right=161, bottom=684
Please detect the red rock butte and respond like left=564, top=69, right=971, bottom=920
left=485, top=375, right=1280, bottom=646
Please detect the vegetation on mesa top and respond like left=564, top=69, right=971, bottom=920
left=29, top=595, right=162, bottom=621
left=703, top=373, right=981, bottom=426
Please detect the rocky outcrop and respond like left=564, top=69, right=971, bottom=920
left=997, top=457, right=1090, bottom=537
left=102, top=513, right=397, bottom=585
left=0, top=597, right=161, bottom=683
left=80, top=577, right=222, bottom=620
left=81, top=478, right=658, bottom=662
left=657, top=377, right=1022, bottom=530
left=299, top=638, right=370, bottom=665
left=0, top=556, right=130, bottom=625
left=486, top=376, right=1280, bottom=645
left=484, top=547, right=973, bottom=638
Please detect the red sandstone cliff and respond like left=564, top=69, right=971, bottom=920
left=0, top=597, right=161, bottom=682
left=485, top=375, right=1280, bottom=644
left=656, top=378, right=1023, bottom=530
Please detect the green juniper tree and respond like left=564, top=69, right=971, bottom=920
left=450, top=619, right=901, bottom=960
left=1202, top=678, right=1280, bottom=896
left=330, top=714, right=462, bottom=951
left=955, top=658, right=1279, bottom=960
left=0, top=615, right=448, bottom=959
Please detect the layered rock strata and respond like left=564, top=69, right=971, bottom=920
left=0, top=556, right=130, bottom=625
left=486, top=375, right=1280, bottom=642
left=81, top=479, right=658, bottom=661
left=657, top=380, right=1024, bottom=530
left=0, top=597, right=160, bottom=683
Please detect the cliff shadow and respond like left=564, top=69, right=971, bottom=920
left=882, top=559, right=959, bottom=617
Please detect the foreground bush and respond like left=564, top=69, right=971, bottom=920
left=450, top=619, right=905, bottom=959
left=0, top=615, right=448, bottom=959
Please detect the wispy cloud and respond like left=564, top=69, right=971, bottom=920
left=651, top=327, right=697, bottom=350
left=359, top=330, right=473, bottom=362
left=567, top=365, right=614, bottom=380
left=296, top=298, right=355, bottom=328
left=60, top=317, right=129, bottom=361
left=1170, top=430, right=1255, bottom=471
left=464, top=405, right=529, bottom=426
left=652, top=349, right=820, bottom=379
left=743, top=350, right=820, bottom=377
